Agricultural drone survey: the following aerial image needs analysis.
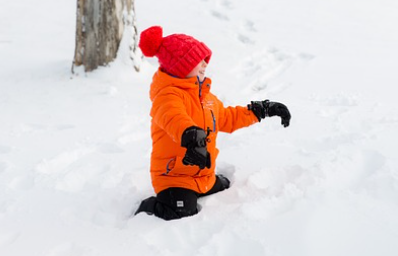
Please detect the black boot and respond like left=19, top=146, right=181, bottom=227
left=217, top=174, right=230, bottom=189
left=135, top=196, right=157, bottom=215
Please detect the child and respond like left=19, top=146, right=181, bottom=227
left=135, top=26, right=291, bottom=220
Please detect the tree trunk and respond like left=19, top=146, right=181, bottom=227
left=127, top=0, right=142, bottom=72
left=72, top=0, right=138, bottom=73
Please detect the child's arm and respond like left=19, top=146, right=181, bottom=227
left=217, top=98, right=259, bottom=133
left=151, top=90, right=196, bottom=144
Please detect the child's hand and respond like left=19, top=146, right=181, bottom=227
left=248, top=100, right=291, bottom=127
left=181, top=126, right=211, bottom=169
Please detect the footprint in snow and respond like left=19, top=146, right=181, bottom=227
left=210, top=10, right=229, bottom=21
left=241, top=19, right=257, bottom=32
left=237, top=34, right=255, bottom=45
left=220, top=0, right=234, bottom=10
left=236, top=47, right=314, bottom=92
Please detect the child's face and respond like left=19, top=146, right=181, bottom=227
left=186, top=60, right=208, bottom=81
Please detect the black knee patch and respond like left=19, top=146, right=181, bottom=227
left=157, top=188, right=198, bottom=218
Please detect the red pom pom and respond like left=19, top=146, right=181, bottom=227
left=139, top=26, right=163, bottom=57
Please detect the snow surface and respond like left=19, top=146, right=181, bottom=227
left=1, top=0, right=398, bottom=255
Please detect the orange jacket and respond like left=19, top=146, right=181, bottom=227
left=149, top=69, right=258, bottom=194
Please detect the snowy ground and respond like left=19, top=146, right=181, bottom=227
left=1, top=0, right=398, bottom=255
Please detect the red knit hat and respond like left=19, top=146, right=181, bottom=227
left=139, top=26, right=212, bottom=78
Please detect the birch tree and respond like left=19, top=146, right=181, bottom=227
left=72, top=0, right=140, bottom=73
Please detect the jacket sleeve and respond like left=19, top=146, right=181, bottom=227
left=150, top=89, right=196, bottom=144
left=217, top=97, right=259, bottom=133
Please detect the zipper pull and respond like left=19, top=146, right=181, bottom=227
left=206, top=127, right=211, bottom=143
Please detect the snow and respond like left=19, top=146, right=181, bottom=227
left=1, top=0, right=398, bottom=255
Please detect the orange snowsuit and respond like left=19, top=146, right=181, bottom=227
left=149, top=69, right=258, bottom=194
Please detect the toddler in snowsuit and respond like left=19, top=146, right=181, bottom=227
left=135, top=26, right=291, bottom=220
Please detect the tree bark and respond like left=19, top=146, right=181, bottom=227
left=73, top=0, right=136, bottom=73
left=126, top=0, right=142, bottom=71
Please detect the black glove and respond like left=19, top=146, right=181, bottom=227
left=248, top=100, right=291, bottom=127
left=181, top=126, right=211, bottom=169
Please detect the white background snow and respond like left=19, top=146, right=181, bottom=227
left=1, top=0, right=398, bottom=255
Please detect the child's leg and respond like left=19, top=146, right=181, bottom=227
left=156, top=188, right=198, bottom=220
left=135, top=187, right=199, bottom=220
left=135, top=175, right=230, bottom=219
left=199, top=174, right=230, bottom=197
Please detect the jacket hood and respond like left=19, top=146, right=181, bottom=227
left=149, top=68, right=211, bottom=101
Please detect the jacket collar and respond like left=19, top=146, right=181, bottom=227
left=150, top=68, right=212, bottom=101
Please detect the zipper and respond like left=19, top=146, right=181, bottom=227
left=210, top=110, right=216, bottom=132
left=198, top=76, right=214, bottom=137
left=198, top=76, right=204, bottom=98
left=197, top=76, right=206, bottom=133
